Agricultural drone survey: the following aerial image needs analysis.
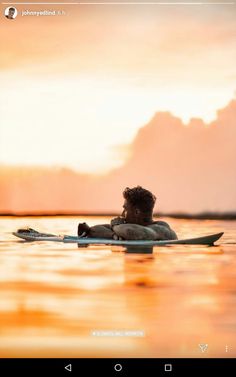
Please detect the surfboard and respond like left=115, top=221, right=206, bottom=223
left=12, top=228, right=224, bottom=246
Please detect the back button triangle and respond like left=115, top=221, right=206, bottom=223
left=65, top=364, right=72, bottom=372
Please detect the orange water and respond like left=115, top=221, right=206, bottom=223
left=0, top=216, right=235, bottom=357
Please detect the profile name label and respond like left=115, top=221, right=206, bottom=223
left=22, top=9, right=66, bottom=17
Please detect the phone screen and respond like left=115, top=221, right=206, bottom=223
left=0, top=1, right=236, bottom=375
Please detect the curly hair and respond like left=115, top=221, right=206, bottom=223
left=123, top=186, right=156, bottom=213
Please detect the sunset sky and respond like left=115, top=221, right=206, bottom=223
left=0, top=1, right=236, bottom=213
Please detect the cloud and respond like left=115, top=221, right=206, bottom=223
left=108, top=100, right=236, bottom=213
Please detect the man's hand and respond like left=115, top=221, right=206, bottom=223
left=77, top=222, right=90, bottom=237
left=110, top=216, right=126, bottom=229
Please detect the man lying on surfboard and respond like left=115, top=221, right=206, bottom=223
left=78, top=186, right=178, bottom=241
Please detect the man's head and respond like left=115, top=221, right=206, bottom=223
left=7, top=7, right=16, bottom=19
left=122, top=186, right=156, bottom=225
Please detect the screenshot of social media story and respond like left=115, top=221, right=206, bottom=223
left=0, top=0, right=236, bottom=362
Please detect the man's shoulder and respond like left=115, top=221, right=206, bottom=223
left=150, top=220, right=171, bottom=228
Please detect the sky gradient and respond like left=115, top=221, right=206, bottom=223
left=0, top=1, right=236, bottom=213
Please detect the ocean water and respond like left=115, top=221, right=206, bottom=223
left=0, top=216, right=235, bottom=358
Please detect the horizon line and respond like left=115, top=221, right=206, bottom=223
left=1, top=211, right=236, bottom=220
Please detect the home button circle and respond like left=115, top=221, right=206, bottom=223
left=114, top=363, right=122, bottom=372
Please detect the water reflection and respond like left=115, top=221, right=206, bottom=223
left=77, top=242, right=153, bottom=254
left=77, top=243, right=89, bottom=248
left=124, top=245, right=154, bottom=254
left=0, top=216, right=236, bottom=358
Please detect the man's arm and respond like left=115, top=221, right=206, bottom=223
left=148, top=222, right=178, bottom=240
left=112, top=223, right=157, bottom=240
left=78, top=222, right=114, bottom=238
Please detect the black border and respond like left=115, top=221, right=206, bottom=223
left=0, top=358, right=235, bottom=376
